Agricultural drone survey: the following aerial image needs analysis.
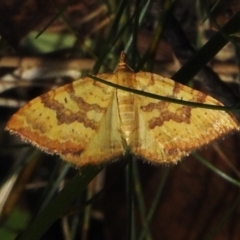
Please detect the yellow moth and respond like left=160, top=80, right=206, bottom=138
left=6, top=53, right=239, bottom=166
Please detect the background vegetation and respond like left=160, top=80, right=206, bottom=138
left=0, top=0, right=240, bottom=239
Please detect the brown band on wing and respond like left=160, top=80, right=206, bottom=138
left=40, top=84, right=107, bottom=130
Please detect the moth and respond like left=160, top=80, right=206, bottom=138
left=6, top=53, right=239, bottom=166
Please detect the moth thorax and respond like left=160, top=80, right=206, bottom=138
left=116, top=89, right=135, bottom=141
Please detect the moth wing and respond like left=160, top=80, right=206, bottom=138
left=130, top=72, right=239, bottom=164
left=6, top=73, right=124, bottom=166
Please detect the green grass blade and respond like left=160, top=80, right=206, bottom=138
left=16, top=165, right=104, bottom=240
left=193, top=153, right=240, bottom=187
left=89, top=75, right=240, bottom=111
left=172, top=11, right=240, bottom=83
left=132, top=161, right=152, bottom=240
